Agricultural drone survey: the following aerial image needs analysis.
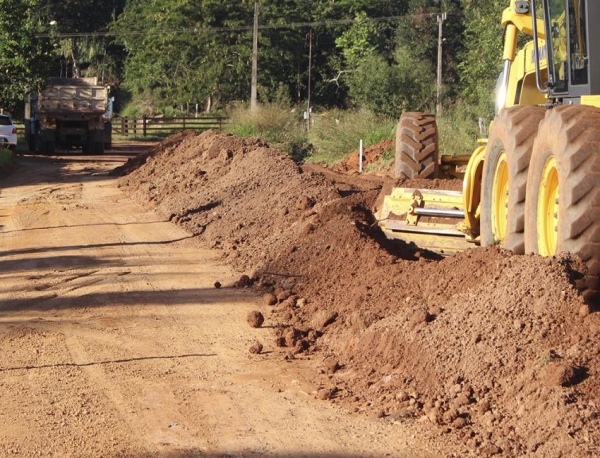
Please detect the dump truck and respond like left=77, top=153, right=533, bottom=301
left=376, top=0, right=600, bottom=300
left=25, top=77, right=111, bottom=155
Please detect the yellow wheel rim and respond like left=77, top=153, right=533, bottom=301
left=491, top=152, right=509, bottom=243
left=537, top=156, right=559, bottom=256
left=462, top=145, right=486, bottom=232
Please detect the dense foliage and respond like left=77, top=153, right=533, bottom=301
left=0, top=0, right=510, bottom=120
left=0, top=0, right=54, bottom=112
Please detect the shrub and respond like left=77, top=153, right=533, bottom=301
left=437, top=101, right=489, bottom=156
left=346, top=48, right=436, bottom=119
left=0, top=147, right=14, bottom=166
left=307, top=109, right=395, bottom=165
left=225, top=102, right=306, bottom=154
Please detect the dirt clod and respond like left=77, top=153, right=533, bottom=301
left=324, top=357, right=341, bottom=374
left=480, top=444, right=502, bottom=456
left=247, top=311, right=264, bottom=328
left=274, top=337, right=286, bottom=347
left=317, top=388, right=334, bottom=400
left=276, top=290, right=293, bottom=302
left=263, top=293, right=277, bottom=306
left=236, top=275, right=252, bottom=287
left=451, top=417, right=468, bottom=429
left=249, top=341, right=264, bottom=354
left=543, top=361, right=581, bottom=387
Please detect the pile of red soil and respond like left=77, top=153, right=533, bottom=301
left=117, top=130, right=600, bottom=457
left=333, top=138, right=394, bottom=174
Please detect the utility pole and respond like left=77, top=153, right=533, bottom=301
left=436, top=12, right=447, bottom=118
left=250, top=1, right=259, bottom=110
left=306, top=28, right=313, bottom=130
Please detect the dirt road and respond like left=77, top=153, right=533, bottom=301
left=0, top=152, right=437, bottom=457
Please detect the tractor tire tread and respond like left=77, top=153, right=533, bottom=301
left=395, top=112, right=438, bottom=180
left=525, top=105, right=600, bottom=300
left=481, top=105, right=545, bottom=253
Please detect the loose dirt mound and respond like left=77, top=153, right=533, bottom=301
left=333, top=138, right=394, bottom=174
left=118, top=130, right=600, bottom=457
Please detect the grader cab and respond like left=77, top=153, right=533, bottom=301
left=376, top=0, right=600, bottom=300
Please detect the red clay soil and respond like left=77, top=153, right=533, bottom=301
left=333, top=138, right=394, bottom=174
left=116, top=130, right=600, bottom=457
left=332, top=138, right=463, bottom=191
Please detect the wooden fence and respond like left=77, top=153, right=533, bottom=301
left=112, top=115, right=227, bottom=137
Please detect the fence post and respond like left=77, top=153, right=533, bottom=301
left=143, top=115, right=147, bottom=137
left=121, top=117, right=127, bottom=136
left=183, top=116, right=186, bottom=130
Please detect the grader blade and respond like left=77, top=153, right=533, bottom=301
left=376, top=187, right=478, bottom=254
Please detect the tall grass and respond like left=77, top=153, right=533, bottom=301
left=225, top=102, right=310, bottom=162
left=224, top=101, right=483, bottom=166
left=226, top=102, right=304, bottom=146
left=307, top=109, right=396, bottom=165
left=436, top=102, right=489, bottom=156
left=0, top=147, right=14, bottom=166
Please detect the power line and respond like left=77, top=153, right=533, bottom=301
left=35, top=12, right=463, bottom=39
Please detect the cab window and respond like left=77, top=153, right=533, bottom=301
left=569, top=0, right=588, bottom=85
left=547, top=0, right=568, bottom=92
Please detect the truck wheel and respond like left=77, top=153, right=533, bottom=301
left=104, top=121, right=112, bottom=149
left=35, top=136, right=45, bottom=154
left=83, top=140, right=93, bottom=155
left=480, top=106, right=544, bottom=253
left=525, top=106, right=600, bottom=301
left=46, top=141, right=55, bottom=156
left=394, top=112, right=438, bottom=179
left=94, top=142, right=105, bottom=155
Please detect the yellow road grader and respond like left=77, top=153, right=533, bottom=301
left=376, top=0, right=600, bottom=300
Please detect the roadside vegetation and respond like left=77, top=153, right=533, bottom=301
left=226, top=104, right=398, bottom=164
left=0, top=147, right=14, bottom=167
left=225, top=103, right=479, bottom=165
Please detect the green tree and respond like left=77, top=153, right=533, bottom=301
left=112, top=0, right=255, bottom=114
left=335, top=11, right=378, bottom=67
left=457, top=0, right=505, bottom=115
left=394, top=0, right=464, bottom=105
left=346, top=46, right=435, bottom=117
left=0, top=0, right=55, bottom=115
left=36, top=0, right=126, bottom=81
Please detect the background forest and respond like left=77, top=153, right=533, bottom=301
left=0, top=0, right=507, bottom=157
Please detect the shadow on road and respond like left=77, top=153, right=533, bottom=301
left=0, top=352, right=217, bottom=372
left=0, top=235, right=195, bottom=258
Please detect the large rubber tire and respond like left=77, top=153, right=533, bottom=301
left=394, top=112, right=438, bottom=179
left=104, top=121, right=112, bottom=149
left=480, top=106, right=545, bottom=253
left=83, top=140, right=93, bottom=155
left=46, top=141, right=55, bottom=156
left=525, top=106, right=600, bottom=301
left=93, top=141, right=104, bottom=155
left=35, top=135, right=45, bottom=155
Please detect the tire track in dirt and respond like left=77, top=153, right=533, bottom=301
left=0, top=151, right=443, bottom=457
left=63, top=331, right=209, bottom=453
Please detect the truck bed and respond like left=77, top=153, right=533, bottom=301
left=39, top=85, right=108, bottom=114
